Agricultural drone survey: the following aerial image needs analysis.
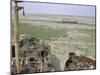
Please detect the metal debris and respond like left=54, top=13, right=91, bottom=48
left=11, top=36, right=54, bottom=74
left=64, top=52, right=96, bottom=71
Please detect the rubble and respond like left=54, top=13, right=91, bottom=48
left=64, top=52, right=96, bottom=71
left=11, top=36, right=96, bottom=74
left=11, top=36, right=54, bottom=74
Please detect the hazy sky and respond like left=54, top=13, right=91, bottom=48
left=14, top=2, right=95, bottom=16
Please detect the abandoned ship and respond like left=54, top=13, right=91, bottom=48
left=11, top=36, right=54, bottom=74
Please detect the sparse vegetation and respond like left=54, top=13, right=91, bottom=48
left=19, top=23, right=66, bottom=40
left=12, top=14, right=96, bottom=71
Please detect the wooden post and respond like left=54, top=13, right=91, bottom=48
left=14, top=1, right=20, bottom=73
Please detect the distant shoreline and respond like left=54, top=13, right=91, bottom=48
left=17, top=13, right=95, bottom=18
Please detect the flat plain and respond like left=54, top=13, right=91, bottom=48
left=12, top=14, right=96, bottom=71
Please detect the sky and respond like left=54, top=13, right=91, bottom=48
left=13, top=2, right=96, bottom=17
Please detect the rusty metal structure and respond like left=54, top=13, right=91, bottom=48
left=13, top=1, right=24, bottom=73
left=12, top=1, right=96, bottom=74
left=12, top=0, right=54, bottom=74
left=11, top=36, right=54, bottom=74
left=64, top=52, right=96, bottom=71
